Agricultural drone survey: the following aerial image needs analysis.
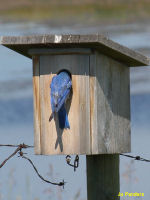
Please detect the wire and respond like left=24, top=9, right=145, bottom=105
left=0, top=143, right=65, bottom=187
left=120, top=153, right=150, bottom=162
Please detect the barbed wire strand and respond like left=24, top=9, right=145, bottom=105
left=0, top=143, right=65, bottom=187
left=0, top=146, right=20, bottom=168
left=1, top=143, right=150, bottom=188
left=20, top=153, right=65, bottom=187
left=120, top=153, right=150, bottom=162
left=0, top=144, right=33, bottom=148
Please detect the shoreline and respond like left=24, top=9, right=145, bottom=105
left=0, top=0, right=150, bottom=26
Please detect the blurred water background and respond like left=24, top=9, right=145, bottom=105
left=0, top=1, right=150, bottom=199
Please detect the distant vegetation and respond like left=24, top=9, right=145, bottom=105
left=0, top=0, right=150, bottom=24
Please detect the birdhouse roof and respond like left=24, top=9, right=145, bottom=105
left=0, top=34, right=149, bottom=66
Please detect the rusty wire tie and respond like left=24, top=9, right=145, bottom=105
left=66, top=155, right=79, bottom=171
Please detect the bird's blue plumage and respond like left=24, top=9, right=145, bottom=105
left=50, top=71, right=72, bottom=129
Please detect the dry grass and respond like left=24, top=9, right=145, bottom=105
left=0, top=0, right=150, bottom=24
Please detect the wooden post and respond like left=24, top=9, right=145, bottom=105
left=86, top=155, right=120, bottom=200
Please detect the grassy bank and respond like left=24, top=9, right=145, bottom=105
left=1, top=0, right=150, bottom=24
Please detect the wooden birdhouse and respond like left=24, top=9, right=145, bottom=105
left=1, top=34, right=149, bottom=156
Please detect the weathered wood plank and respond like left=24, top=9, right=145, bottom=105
left=33, top=56, right=41, bottom=154
left=90, top=52, right=131, bottom=154
left=86, top=154, right=120, bottom=200
left=28, top=48, right=91, bottom=56
left=1, top=34, right=149, bottom=66
left=89, top=54, right=98, bottom=154
left=39, top=54, right=90, bottom=155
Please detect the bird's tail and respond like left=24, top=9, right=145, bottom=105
left=58, top=104, right=70, bottom=129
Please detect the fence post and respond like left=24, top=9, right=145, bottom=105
left=86, top=154, right=120, bottom=200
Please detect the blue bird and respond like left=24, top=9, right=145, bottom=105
left=49, top=71, right=72, bottom=129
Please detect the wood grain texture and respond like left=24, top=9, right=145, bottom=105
left=1, top=34, right=149, bottom=66
left=33, top=49, right=131, bottom=155
left=33, top=56, right=41, bottom=154
left=86, top=155, right=120, bottom=200
left=90, top=52, right=131, bottom=154
left=39, top=54, right=90, bottom=155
